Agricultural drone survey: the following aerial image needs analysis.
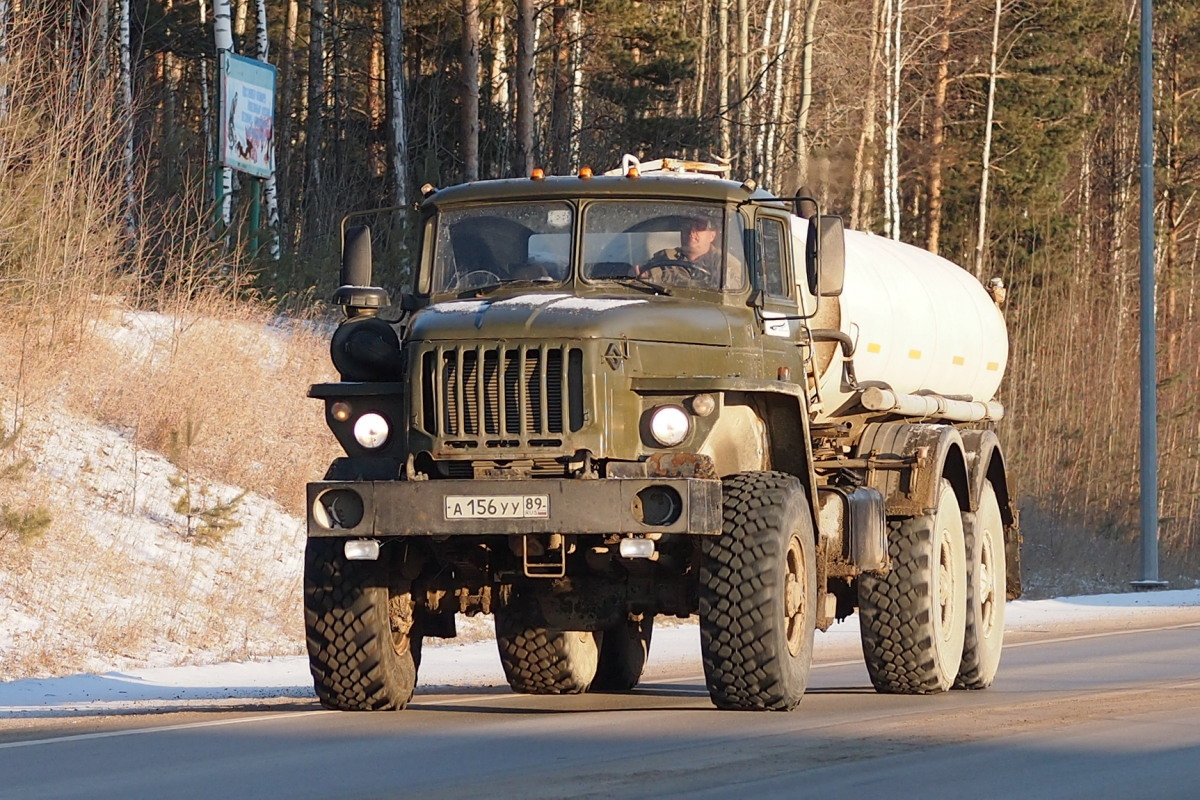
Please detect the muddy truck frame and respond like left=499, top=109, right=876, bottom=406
left=303, top=156, right=1020, bottom=711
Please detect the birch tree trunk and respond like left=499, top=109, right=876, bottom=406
left=972, top=0, right=1001, bottom=279
left=214, top=0, right=234, bottom=230
left=851, top=0, right=883, bottom=230
left=384, top=0, right=410, bottom=207
left=883, top=0, right=902, bottom=240
left=490, top=7, right=509, bottom=111
left=462, top=0, right=480, bottom=181
left=568, top=8, right=583, bottom=170
left=199, top=0, right=212, bottom=185
left=305, top=0, right=325, bottom=235
left=119, top=0, right=136, bottom=236
left=765, top=0, right=793, bottom=190
left=369, top=12, right=383, bottom=130
left=924, top=0, right=952, bottom=254
left=514, top=0, right=535, bottom=175
left=718, top=0, right=731, bottom=156
left=793, top=0, right=819, bottom=190
left=754, top=0, right=776, bottom=183
left=736, top=0, right=750, bottom=165
left=256, top=0, right=280, bottom=260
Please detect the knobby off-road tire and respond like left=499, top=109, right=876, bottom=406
left=303, top=538, right=421, bottom=711
left=495, top=608, right=600, bottom=694
left=858, top=478, right=967, bottom=694
left=699, top=471, right=817, bottom=711
left=591, top=615, right=654, bottom=692
left=955, top=482, right=1006, bottom=689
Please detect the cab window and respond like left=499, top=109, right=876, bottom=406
left=430, top=202, right=573, bottom=294
left=757, top=217, right=791, bottom=298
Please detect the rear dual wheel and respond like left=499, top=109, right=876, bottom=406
left=858, top=478, right=967, bottom=694
left=956, top=482, right=1006, bottom=689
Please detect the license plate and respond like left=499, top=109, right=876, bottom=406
left=444, top=494, right=550, bottom=520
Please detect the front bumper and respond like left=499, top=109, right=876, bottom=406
left=306, top=477, right=723, bottom=538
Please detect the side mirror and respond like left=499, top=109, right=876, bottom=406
left=334, top=224, right=390, bottom=315
left=807, top=215, right=845, bottom=297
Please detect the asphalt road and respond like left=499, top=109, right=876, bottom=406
left=3, top=615, right=1199, bottom=800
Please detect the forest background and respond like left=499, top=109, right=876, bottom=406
left=2, top=0, right=1200, bottom=675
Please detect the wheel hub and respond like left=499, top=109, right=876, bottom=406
left=938, top=536, right=954, bottom=643
left=784, top=537, right=807, bottom=656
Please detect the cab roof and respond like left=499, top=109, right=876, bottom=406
left=420, top=174, right=780, bottom=211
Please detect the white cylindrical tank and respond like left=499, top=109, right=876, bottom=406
left=796, top=222, right=1009, bottom=422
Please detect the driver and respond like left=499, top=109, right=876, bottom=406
left=639, top=213, right=722, bottom=286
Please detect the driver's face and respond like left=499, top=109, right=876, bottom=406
left=680, top=223, right=718, bottom=258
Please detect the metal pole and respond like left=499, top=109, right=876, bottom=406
left=249, top=177, right=261, bottom=256
left=1133, top=0, right=1166, bottom=590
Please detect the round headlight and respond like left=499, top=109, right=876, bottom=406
left=649, top=405, right=690, bottom=447
left=353, top=412, right=390, bottom=449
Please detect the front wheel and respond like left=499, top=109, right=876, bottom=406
left=700, top=472, right=816, bottom=711
left=858, top=478, right=967, bottom=694
left=303, top=538, right=421, bottom=711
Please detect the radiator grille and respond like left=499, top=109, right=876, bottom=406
left=420, top=345, right=584, bottom=444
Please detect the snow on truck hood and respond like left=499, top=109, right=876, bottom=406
left=410, top=293, right=735, bottom=346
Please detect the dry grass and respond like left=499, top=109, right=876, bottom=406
left=0, top=15, right=342, bottom=679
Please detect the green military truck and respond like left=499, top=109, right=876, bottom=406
left=304, top=156, right=1020, bottom=711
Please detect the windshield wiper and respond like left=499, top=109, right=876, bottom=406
left=471, top=277, right=559, bottom=296
left=607, top=275, right=671, bottom=296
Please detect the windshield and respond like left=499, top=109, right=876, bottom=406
left=582, top=201, right=747, bottom=291
left=431, top=202, right=573, bottom=294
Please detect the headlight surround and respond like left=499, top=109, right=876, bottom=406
left=648, top=405, right=691, bottom=447
left=353, top=412, right=390, bottom=449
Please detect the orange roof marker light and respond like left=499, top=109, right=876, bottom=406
left=530, top=168, right=546, bottom=181
left=578, top=166, right=594, bottom=180
left=626, top=166, right=640, bottom=179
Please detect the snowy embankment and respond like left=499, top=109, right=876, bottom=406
left=3, top=589, right=1198, bottom=716
left=0, top=310, right=335, bottom=681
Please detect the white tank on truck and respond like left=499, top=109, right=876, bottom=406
left=790, top=217, right=1009, bottom=424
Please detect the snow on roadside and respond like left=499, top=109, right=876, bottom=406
left=0, top=308, right=338, bottom=682
left=0, top=389, right=307, bottom=681
left=2, top=589, right=1197, bottom=716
